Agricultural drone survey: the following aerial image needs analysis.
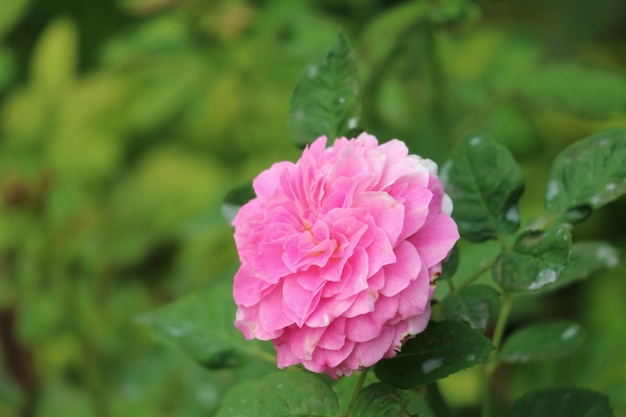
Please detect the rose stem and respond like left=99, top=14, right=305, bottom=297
left=481, top=293, right=513, bottom=417
left=426, top=382, right=454, bottom=417
left=344, top=367, right=370, bottom=417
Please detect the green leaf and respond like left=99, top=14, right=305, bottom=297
left=137, top=281, right=268, bottom=369
left=493, top=226, right=572, bottom=293
left=222, top=182, right=256, bottom=223
left=606, top=381, right=626, bottom=417
left=289, top=32, right=361, bottom=146
left=30, top=17, right=78, bottom=92
left=521, top=63, right=626, bottom=118
left=0, top=47, right=15, bottom=92
left=508, top=387, right=615, bottom=417
left=405, top=390, right=436, bottom=417
left=535, top=241, right=619, bottom=294
left=561, top=204, right=593, bottom=224
left=499, top=320, right=587, bottom=364
left=350, top=383, right=416, bottom=417
left=439, top=285, right=501, bottom=331
left=426, top=0, right=480, bottom=28
left=215, top=371, right=339, bottom=417
left=546, top=128, right=626, bottom=215
left=439, top=244, right=459, bottom=281
left=374, top=320, right=493, bottom=389
left=0, top=0, right=30, bottom=38
left=441, top=134, right=524, bottom=242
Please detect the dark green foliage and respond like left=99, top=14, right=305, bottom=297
left=439, top=244, right=459, bottom=280
left=215, top=371, right=339, bottom=417
left=509, top=387, right=615, bottom=417
left=289, top=32, right=362, bottom=146
left=546, top=128, right=626, bottom=215
left=499, top=321, right=587, bottom=364
left=439, top=284, right=501, bottom=331
left=138, top=281, right=265, bottom=369
left=535, top=241, right=619, bottom=294
left=493, top=227, right=572, bottom=293
left=442, top=134, right=524, bottom=242
left=350, top=383, right=417, bottom=417
left=375, top=321, right=493, bottom=389
left=222, top=182, right=256, bottom=223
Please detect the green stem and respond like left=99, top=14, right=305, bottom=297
left=426, top=382, right=454, bottom=417
left=530, top=214, right=558, bottom=231
left=481, top=294, right=513, bottom=417
left=492, top=294, right=513, bottom=351
left=447, top=275, right=456, bottom=293
left=249, top=347, right=278, bottom=365
left=344, top=368, right=370, bottom=417
left=455, top=259, right=496, bottom=293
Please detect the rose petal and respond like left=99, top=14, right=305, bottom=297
left=305, top=296, right=355, bottom=328
left=318, top=339, right=355, bottom=369
left=317, top=318, right=347, bottom=350
left=342, top=288, right=378, bottom=318
left=282, top=276, right=323, bottom=327
left=353, top=191, right=405, bottom=247
left=345, top=314, right=381, bottom=343
left=258, top=286, right=293, bottom=334
left=328, top=143, right=370, bottom=182
left=289, top=326, right=325, bottom=361
left=408, top=213, right=459, bottom=268
left=396, top=272, right=433, bottom=319
left=231, top=132, right=459, bottom=378
left=366, top=227, right=396, bottom=276
left=388, top=180, right=433, bottom=241
left=252, top=161, right=294, bottom=200
left=343, top=325, right=396, bottom=370
left=275, top=336, right=301, bottom=368
left=380, top=240, right=420, bottom=297
left=233, top=268, right=272, bottom=307
left=386, top=307, right=431, bottom=357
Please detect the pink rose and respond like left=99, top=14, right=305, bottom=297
left=232, top=133, right=459, bottom=378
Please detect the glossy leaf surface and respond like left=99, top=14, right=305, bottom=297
left=441, top=134, right=524, bottom=242
left=375, top=320, right=493, bottom=389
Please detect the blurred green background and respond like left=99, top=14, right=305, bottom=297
left=0, top=0, right=625, bottom=416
